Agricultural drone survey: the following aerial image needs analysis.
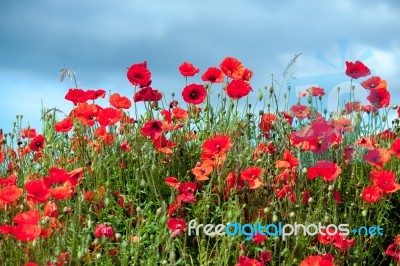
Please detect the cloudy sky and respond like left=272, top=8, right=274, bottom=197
left=1, top=0, right=399, bottom=133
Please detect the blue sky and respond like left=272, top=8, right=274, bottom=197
left=1, top=0, right=399, bottom=133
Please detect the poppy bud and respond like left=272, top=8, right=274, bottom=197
left=269, top=86, right=274, bottom=94
left=289, top=212, right=295, bottom=218
left=391, top=104, right=398, bottom=109
left=361, top=210, right=368, bottom=217
left=258, top=91, right=263, bottom=101
left=336, top=87, right=341, bottom=92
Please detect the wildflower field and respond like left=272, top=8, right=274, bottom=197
left=0, top=57, right=400, bottom=265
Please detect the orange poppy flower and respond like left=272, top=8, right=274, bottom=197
left=0, top=185, right=23, bottom=206
left=220, top=57, right=245, bottom=79
left=192, top=163, right=213, bottom=181
left=49, top=181, right=75, bottom=200
left=98, top=107, right=123, bottom=126
left=109, top=93, right=132, bottom=109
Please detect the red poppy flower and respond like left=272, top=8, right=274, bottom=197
left=65, top=89, right=90, bottom=106
left=362, top=185, right=383, bottom=203
left=345, top=102, right=361, bottom=114
left=391, top=138, right=400, bottom=158
left=13, top=224, right=41, bottom=242
left=226, top=172, right=245, bottom=192
left=361, top=104, right=378, bottom=114
left=240, top=167, right=263, bottom=181
left=140, top=120, right=163, bottom=140
left=152, top=135, right=176, bottom=155
left=275, top=149, right=299, bottom=169
left=43, top=167, right=70, bottom=187
left=127, top=61, right=152, bottom=87
left=290, top=104, right=311, bottom=119
left=386, top=239, right=400, bottom=263
left=201, top=67, right=225, bottom=83
left=235, top=256, right=264, bottom=266
left=86, top=89, right=106, bottom=100
left=94, top=224, right=114, bottom=238
left=367, top=87, right=390, bottom=108
left=363, top=148, right=391, bottom=168
left=178, top=62, right=200, bottom=77
left=133, top=87, right=162, bottom=102
left=307, top=86, right=326, bottom=97
left=398, top=106, right=400, bottom=117
left=164, top=177, right=180, bottom=188
left=55, top=117, right=74, bottom=133
left=333, top=235, right=355, bottom=252
left=22, top=128, right=37, bottom=139
left=240, top=68, right=253, bottom=82
left=345, top=61, right=371, bottom=79
left=224, top=79, right=252, bottom=100
left=109, top=93, right=132, bottom=109
left=167, top=218, right=186, bottom=237
left=299, top=254, right=335, bottom=266
left=220, top=57, right=245, bottom=79
left=333, top=189, right=341, bottom=204
left=202, top=135, right=233, bottom=157
left=253, top=142, right=276, bottom=160
left=0, top=185, right=23, bottom=205
left=29, top=134, right=45, bottom=152
left=252, top=233, right=267, bottom=244
left=376, top=129, right=396, bottom=141
left=289, top=118, right=342, bottom=154
left=0, top=174, right=17, bottom=187
left=178, top=182, right=197, bottom=196
left=355, top=137, right=376, bottom=149
left=98, top=107, right=123, bottom=126
left=258, top=252, right=271, bottom=264
left=43, top=201, right=58, bottom=218
left=13, top=210, right=40, bottom=225
left=371, top=170, right=400, bottom=193
left=25, top=180, right=50, bottom=203
left=240, top=167, right=264, bottom=189
left=361, top=76, right=387, bottom=90
left=182, top=84, right=207, bottom=104
left=318, top=228, right=337, bottom=244
left=307, top=160, right=341, bottom=181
